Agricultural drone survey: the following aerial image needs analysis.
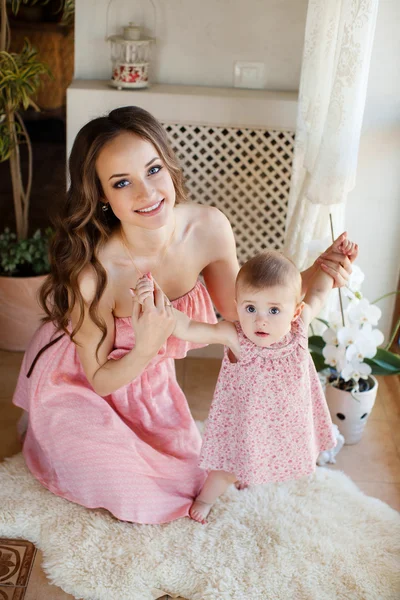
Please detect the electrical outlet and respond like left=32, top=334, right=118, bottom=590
left=233, top=61, right=265, bottom=90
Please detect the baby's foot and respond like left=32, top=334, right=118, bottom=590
left=189, top=499, right=213, bottom=524
left=235, top=481, right=248, bottom=491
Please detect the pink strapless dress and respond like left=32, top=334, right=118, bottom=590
left=12, top=281, right=217, bottom=524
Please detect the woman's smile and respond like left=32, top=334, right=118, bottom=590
left=135, top=198, right=165, bottom=216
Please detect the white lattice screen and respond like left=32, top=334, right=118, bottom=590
left=164, top=124, right=295, bottom=264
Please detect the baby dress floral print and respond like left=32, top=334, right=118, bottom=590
left=199, top=318, right=336, bottom=485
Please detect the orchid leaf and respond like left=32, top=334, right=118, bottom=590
left=308, top=335, right=325, bottom=353
left=364, top=348, right=400, bottom=375
left=310, top=352, right=327, bottom=372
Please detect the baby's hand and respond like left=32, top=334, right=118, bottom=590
left=131, top=273, right=154, bottom=305
left=331, top=232, right=358, bottom=262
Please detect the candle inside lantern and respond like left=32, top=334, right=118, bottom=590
left=124, top=22, right=141, bottom=41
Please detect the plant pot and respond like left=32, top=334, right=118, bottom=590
left=0, top=274, right=46, bottom=351
left=325, top=376, right=378, bottom=445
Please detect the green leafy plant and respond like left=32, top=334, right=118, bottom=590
left=0, top=0, right=52, bottom=276
left=0, top=227, right=52, bottom=276
left=61, top=0, right=74, bottom=26
left=9, top=0, right=52, bottom=12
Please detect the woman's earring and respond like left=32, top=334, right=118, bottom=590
left=102, top=203, right=109, bottom=212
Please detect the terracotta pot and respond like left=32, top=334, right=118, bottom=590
left=325, top=376, right=378, bottom=445
left=0, top=274, right=47, bottom=351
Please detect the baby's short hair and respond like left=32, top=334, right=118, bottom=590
left=236, top=250, right=302, bottom=303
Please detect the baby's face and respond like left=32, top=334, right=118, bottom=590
left=236, top=283, right=301, bottom=347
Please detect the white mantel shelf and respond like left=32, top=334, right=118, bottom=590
left=67, top=79, right=298, bottom=156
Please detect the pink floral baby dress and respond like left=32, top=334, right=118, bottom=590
left=199, top=319, right=336, bottom=484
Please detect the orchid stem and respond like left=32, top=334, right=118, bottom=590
left=385, top=316, right=400, bottom=351
left=371, top=290, right=400, bottom=305
left=329, top=213, right=345, bottom=327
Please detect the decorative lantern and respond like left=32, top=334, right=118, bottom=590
left=108, top=23, right=154, bottom=90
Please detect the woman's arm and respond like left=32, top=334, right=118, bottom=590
left=134, top=275, right=239, bottom=350
left=71, top=267, right=174, bottom=397
left=301, top=236, right=357, bottom=328
left=302, top=232, right=359, bottom=293
left=200, top=208, right=240, bottom=321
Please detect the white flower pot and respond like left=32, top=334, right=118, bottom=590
left=325, top=376, right=378, bottom=445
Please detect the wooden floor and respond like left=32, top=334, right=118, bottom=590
left=0, top=349, right=399, bottom=600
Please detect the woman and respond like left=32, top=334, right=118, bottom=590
left=13, top=106, right=356, bottom=524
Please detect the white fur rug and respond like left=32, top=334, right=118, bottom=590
left=0, top=453, right=399, bottom=600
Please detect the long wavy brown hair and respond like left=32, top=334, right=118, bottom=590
left=40, top=106, right=188, bottom=353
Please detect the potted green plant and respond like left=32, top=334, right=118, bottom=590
left=309, top=264, right=400, bottom=445
left=0, top=0, right=51, bottom=350
left=9, top=0, right=64, bottom=23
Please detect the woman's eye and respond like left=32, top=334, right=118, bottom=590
left=113, top=179, right=130, bottom=189
left=269, top=307, right=280, bottom=315
left=246, top=305, right=256, bottom=314
left=148, top=165, right=162, bottom=176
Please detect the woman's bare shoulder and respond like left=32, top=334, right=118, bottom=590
left=76, top=243, right=117, bottom=309
left=76, top=264, right=98, bottom=303
left=178, top=201, right=228, bottom=223
left=177, top=202, right=233, bottom=241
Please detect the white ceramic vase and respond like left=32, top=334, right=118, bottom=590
left=325, top=375, right=378, bottom=445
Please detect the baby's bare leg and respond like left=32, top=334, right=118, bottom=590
left=189, top=470, right=237, bottom=524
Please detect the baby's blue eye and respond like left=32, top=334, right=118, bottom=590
left=246, top=305, right=256, bottom=314
left=148, top=165, right=162, bottom=175
left=113, top=179, right=130, bottom=189
left=269, top=307, right=280, bottom=315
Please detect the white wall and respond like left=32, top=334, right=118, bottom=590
left=75, top=0, right=308, bottom=89
left=345, top=0, right=400, bottom=338
left=72, top=0, right=400, bottom=341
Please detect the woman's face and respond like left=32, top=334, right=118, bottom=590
left=96, top=132, right=176, bottom=229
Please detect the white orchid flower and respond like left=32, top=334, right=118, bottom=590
left=346, top=341, right=376, bottom=361
left=328, top=311, right=343, bottom=331
left=348, top=298, right=381, bottom=326
left=347, top=264, right=365, bottom=291
left=323, top=345, right=346, bottom=371
left=343, top=287, right=358, bottom=301
left=361, top=323, right=385, bottom=347
left=322, top=327, right=339, bottom=345
left=337, top=324, right=360, bottom=347
left=344, top=324, right=381, bottom=360
left=343, top=264, right=365, bottom=300
left=341, top=359, right=372, bottom=382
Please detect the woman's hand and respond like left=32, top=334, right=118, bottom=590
left=315, top=232, right=358, bottom=288
left=130, top=275, right=175, bottom=358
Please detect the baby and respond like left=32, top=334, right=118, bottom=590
left=134, top=234, right=356, bottom=523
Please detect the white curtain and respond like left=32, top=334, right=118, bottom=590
left=285, top=0, right=379, bottom=269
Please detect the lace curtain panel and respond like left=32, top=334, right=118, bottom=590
left=285, top=0, right=379, bottom=269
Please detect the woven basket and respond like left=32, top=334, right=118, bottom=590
left=10, top=21, right=74, bottom=110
